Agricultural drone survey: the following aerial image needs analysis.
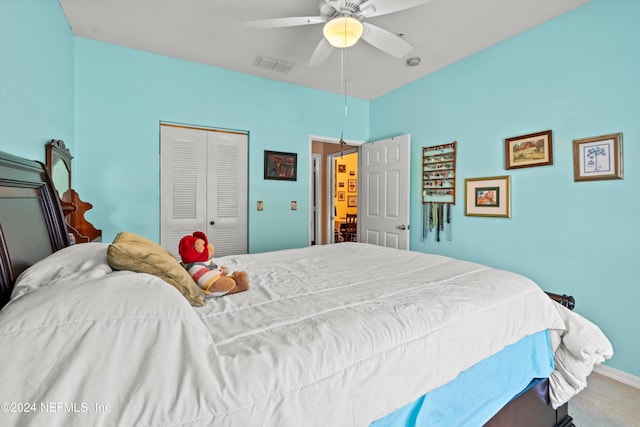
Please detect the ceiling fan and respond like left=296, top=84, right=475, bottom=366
left=243, top=0, right=432, bottom=67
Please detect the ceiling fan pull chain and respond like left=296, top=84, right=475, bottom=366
left=339, top=46, right=349, bottom=158
left=340, top=46, right=348, bottom=159
left=341, top=47, right=346, bottom=108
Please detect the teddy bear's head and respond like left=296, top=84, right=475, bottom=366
left=178, top=231, right=214, bottom=264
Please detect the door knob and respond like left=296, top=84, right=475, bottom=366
left=210, top=221, right=215, bottom=225
left=398, top=224, right=407, bottom=230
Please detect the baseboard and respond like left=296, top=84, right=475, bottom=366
left=594, top=364, right=640, bottom=389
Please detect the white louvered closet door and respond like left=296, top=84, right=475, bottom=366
left=160, top=124, right=248, bottom=258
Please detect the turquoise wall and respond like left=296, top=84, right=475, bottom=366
left=0, top=0, right=636, bottom=377
left=73, top=38, right=368, bottom=252
left=371, top=0, right=639, bottom=376
left=0, top=0, right=74, bottom=160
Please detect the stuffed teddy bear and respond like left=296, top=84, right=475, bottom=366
left=178, top=231, right=249, bottom=297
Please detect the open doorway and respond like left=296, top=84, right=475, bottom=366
left=332, top=150, right=358, bottom=243
left=309, top=139, right=359, bottom=245
left=309, top=134, right=411, bottom=249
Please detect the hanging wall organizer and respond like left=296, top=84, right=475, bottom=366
left=422, top=142, right=457, bottom=242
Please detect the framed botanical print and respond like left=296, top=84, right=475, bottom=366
left=572, top=133, right=623, bottom=182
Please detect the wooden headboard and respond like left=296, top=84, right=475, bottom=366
left=0, top=151, right=70, bottom=307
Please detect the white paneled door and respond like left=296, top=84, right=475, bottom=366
left=359, top=134, right=410, bottom=250
left=160, top=124, right=248, bottom=258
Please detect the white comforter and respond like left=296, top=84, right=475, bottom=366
left=0, top=242, right=612, bottom=427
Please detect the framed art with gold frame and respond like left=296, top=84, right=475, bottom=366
left=348, top=179, right=357, bottom=193
left=572, top=133, right=623, bottom=182
left=465, top=176, right=511, bottom=218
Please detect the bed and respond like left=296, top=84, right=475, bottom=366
left=0, top=150, right=612, bottom=426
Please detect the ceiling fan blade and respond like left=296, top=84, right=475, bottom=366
left=308, top=38, right=334, bottom=67
left=243, top=16, right=326, bottom=29
left=360, top=0, right=433, bottom=18
left=361, top=22, right=414, bottom=58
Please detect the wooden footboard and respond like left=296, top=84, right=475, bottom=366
left=545, top=292, right=576, bottom=310
left=485, top=379, right=574, bottom=427
left=484, top=292, right=577, bottom=427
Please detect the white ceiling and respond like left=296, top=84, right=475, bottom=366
left=58, top=0, right=590, bottom=100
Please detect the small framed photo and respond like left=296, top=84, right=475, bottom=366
left=572, top=133, right=623, bottom=182
left=347, top=195, right=357, bottom=207
left=264, top=150, right=297, bottom=181
left=465, top=176, right=511, bottom=218
left=338, top=191, right=345, bottom=201
left=338, top=164, right=346, bottom=173
left=505, top=130, right=553, bottom=169
left=348, top=179, right=357, bottom=193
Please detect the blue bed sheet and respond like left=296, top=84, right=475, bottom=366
left=371, top=330, right=554, bottom=427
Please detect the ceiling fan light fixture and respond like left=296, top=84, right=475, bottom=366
left=323, top=16, right=363, bottom=48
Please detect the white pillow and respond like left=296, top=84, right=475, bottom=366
left=11, top=242, right=111, bottom=299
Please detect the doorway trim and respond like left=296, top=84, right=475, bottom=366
left=311, top=153, right=321, bottom=245
left=326, top=148, right=358, bottom=244
left=307, top=135, right=363, bottom=246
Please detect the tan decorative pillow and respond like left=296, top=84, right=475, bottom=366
left=106, top=231, right=205, bottom=306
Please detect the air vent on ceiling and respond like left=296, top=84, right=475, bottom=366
left=253, top=55, right=295, bottom=73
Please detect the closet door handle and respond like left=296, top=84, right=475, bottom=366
left=210, top=221, right=215, bottom=226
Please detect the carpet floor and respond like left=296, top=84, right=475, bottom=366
left=570, top=372, right=640, bottom=426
